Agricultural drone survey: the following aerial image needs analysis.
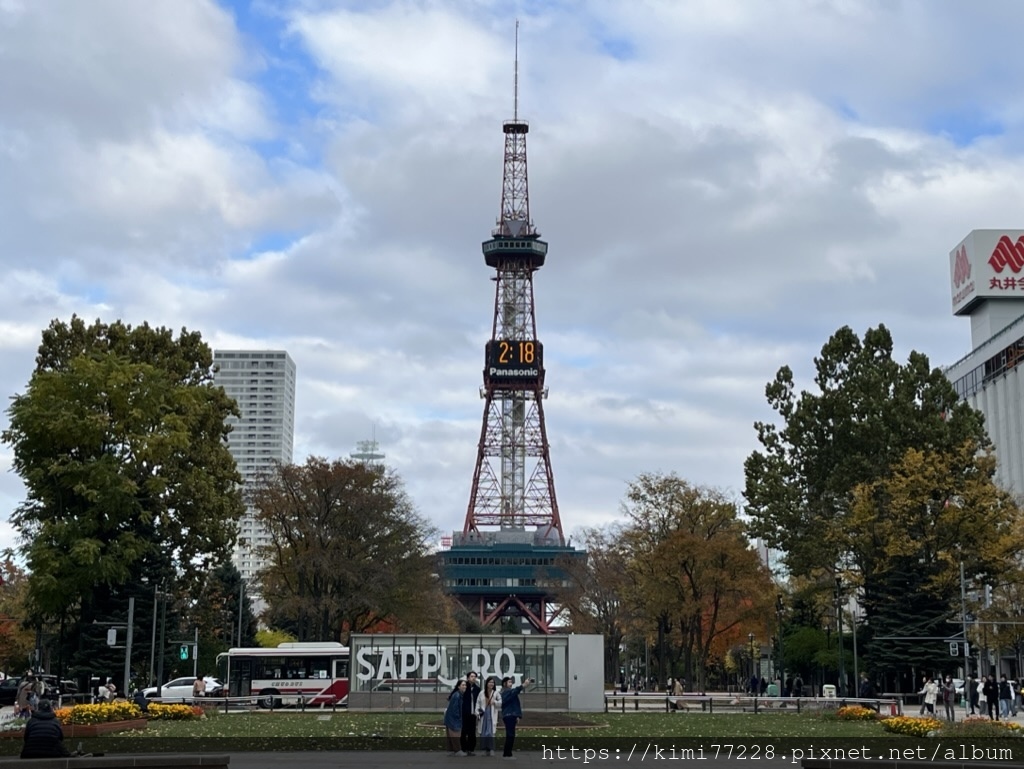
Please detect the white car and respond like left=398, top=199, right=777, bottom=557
left=143, top=676, right=222, bottom=701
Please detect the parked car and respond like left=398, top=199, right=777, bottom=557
left=0, top=677, right=20, bottom=705
left=142, top=676, right=222, bottom=701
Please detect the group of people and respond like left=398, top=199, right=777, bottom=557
left=443, top=671, right=534, bottom=759
left=918, top=673, right=1020, bottom=722
left=962, top=674, right=1019, bottom=720
left=916, top=675, right=959, bottom=721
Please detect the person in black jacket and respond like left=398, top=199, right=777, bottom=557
left=460, top=671, right=481, bottom=756
left=20, top=698, right=70, bottom=759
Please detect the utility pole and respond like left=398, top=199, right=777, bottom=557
left=237, top=579, right=245, bottom=646
left=148, top=584, right=159, bottom=687
left=156, top=590, right=167, bottom=690
left=193, top=626, right=198, bottom=677
left=123, top=597, right=134, bottom=695
left=960, top=561, right=971, bottom=679
left=835, top=577, right=846, bottom=697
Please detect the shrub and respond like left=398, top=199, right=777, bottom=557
left=55, top=702, right=142, bottom=725
left=943, top=716, right=1023, bottom=737
left=146, top=703, right=203, bottom=721
left=881, top=715, right=943, bottom=737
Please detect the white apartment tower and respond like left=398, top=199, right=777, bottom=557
left=213, top=350, right=296, bottom=582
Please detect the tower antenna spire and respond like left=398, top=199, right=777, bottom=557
left=514, top=19, right=519, bottom=122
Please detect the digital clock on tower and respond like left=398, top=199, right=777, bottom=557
left=485, top=339, right=543, bottom=381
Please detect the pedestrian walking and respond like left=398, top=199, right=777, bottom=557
left=999, top=675, right=1013, bottom=719
left=983, top=675, right=999, bottom=720
left=500, top=676, right=534, bottom=760
left=444, top=680, right=466, bottom=756
left=919, top=676, right=938, bottom=715
left=968, top=674, right=979, bottom=715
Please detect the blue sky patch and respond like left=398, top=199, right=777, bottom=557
left=926, top=109, right=1004, bottom=147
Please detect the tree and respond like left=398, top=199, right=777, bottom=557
left=255, top=628, right=296, bottom=648
left=558, top=526, right=632, bottom=684
left=187, top=562, right=258, bottom=673
left=0, top=560, right=37, bottom=674
left=252, top=457, right=452, bottom=640
left=619, top=473, right=774, bottom=691
left=744, top=324, right=1024, bottom=678
left=744, top=325, right=987, bottom=578
left=1, top=316, right=244, bottom=674
left=848, top=443, right=1024, bottom=673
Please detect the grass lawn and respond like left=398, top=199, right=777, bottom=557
left=0, top=711, right=916, bottom=754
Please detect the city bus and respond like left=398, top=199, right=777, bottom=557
left=215, top=641, right=350, bottom=708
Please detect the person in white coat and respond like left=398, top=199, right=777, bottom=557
left=475, top=677, right=502, bottom=757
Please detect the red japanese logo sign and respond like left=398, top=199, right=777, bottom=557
left=953, top=245, right=972, bottom=287
left=989, top=235, right=1024, bottom=274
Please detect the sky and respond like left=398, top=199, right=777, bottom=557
left=2, top=0, right=1024, bottom=552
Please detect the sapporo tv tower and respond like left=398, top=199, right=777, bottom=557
left=441, top=25, right=585, bottom=634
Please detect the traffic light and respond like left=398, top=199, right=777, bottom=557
left=179, top=645, right=189, bottom=660
left=106, top=629, right=117, bottom=646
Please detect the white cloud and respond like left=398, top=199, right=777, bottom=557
left=1, top=0, right=1023, bottom=557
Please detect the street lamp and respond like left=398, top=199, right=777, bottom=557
left=822, top=613, right=833, bottom=696
left=748, top=633, right=756, bottom=693
left=776, top=594, right=786, bottom=692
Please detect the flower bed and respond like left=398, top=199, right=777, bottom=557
left=147, top=702, right=204, bottom=720
left=881, top=715, right=943, bottom=737
left=836, top=705, right=880, bottom=721
left=55, top=701, right=142, bottom=725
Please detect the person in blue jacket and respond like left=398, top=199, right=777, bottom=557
left=444, top=679, right=467, bottom=756
left=500, top=676, right=534, bottom=759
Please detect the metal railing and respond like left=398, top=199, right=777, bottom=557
left=603, top=692, right=902, bottom=715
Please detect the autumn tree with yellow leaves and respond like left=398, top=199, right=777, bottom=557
left=576, top=473, right=775, bottom=690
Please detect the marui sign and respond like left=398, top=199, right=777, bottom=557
left=950, top=230, right=1024, bottom=316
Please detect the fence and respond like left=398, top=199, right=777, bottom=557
left=603, top=692, right=902, bottom=716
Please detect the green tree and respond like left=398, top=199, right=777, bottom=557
left=255, top=628, right=297, bottom=648
left=744, top=324, right=1023, bottom=677
left=252, top=457, right=451, bottom=640
left=187, top=562, right=258, bottom=674
left=744, top=324, right=987, bottom=578
left=2, top=316, right=244, bottom=678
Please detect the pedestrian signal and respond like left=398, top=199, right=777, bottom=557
left=179, top=645, right=189, bottom=660
left=949, top=642, right=958, bottom=657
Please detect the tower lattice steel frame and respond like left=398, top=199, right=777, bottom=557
left=463, top=27, right=563, bottom=547
left=441, top=27, right=582, bottom=635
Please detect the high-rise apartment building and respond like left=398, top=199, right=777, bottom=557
left=213, top=350, right=296, bottom=582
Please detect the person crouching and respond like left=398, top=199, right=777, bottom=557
left=21, top=699, right=70, bottom=759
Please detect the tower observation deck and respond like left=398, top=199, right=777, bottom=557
left=440, top=26, right=585, bottom=634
